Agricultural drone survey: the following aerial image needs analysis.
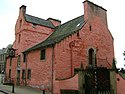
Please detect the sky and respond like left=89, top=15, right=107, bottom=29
left=0, top=0, right=125, bottom=68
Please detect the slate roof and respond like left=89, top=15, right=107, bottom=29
left=0, top=44, right=12, bottom=55
left=25, top=14, right=55, bottom=28
left=4, top=44, right=12, bottom=54
left=23, top=15, right=85, bottom=53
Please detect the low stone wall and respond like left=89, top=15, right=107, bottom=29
left=53, top=74, right=78, bottom=94
left=116, top=74, right=125, bottom=94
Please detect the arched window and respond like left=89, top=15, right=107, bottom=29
left=88, top=48, right=94, bottom=65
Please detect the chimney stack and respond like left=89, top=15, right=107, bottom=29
left=19, top=5, right=26, bottom=18
left=83, top=1, right=108, bottom=26
left=47, top=18, right=61, bottom=27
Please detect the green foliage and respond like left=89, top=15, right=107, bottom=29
left=123, top=51, right=125, bottom=56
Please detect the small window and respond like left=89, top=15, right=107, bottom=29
left=27, top=69, right=31, bottom=80
left=18, top=34, right=21, bottom=43
left=90, top=26, right=92, bottom=31
left=23, top=53, right=27, bottom=62
left=22, top=69, right=26, bottom=79
left=40, top=49, right=46, bottom=60
left=9, top=69, right=11, bottom=78
left=77, top=32, right=79, bottom=37
left=74, top=69, right=78, bottom=75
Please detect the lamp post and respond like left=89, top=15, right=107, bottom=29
left=9, top=48, right=15, bottom=93
left=9, top=48, right=15, bottom=57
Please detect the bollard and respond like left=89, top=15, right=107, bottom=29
left=12, top=83, right=15, bottom=93
left=43, top=90, right=45, bottom=94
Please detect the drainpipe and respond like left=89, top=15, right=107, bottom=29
left=24, top=53, right=27, bottom=86
left=70, top=46, right=73, bottom=76
left=69, top=41, right=74, bottom=76
left=51, top=44, right=55, bottom=94
left=4, top=54, right=7, bottom=79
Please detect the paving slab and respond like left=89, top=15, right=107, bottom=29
left=0, top=84, right=43, bottom=94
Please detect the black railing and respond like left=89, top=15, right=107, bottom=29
left=85, top=67, right=111, bottom=94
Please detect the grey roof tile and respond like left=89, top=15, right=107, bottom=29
left=0, top=44, right=12, bottom=55
left=25, top=14, right=55, bottom=28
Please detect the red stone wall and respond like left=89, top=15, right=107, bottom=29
left=26, top=47, right=53, bottom=91
left=6, top=57, right=17, bottom=82
left=5, top=58, right=10, bottom=78
left=54, top=19, right=114, bottom=79
left=116, top=74, right=125, bottom=94
left=53, top=74, right=78, bottom=94
left=14, top=21, right=54, bottom=54
left=54, top=1, right=114, bottom=80
left=5, top=1, right=118, bottom=94
left=6, top=5, right=55, bottom=85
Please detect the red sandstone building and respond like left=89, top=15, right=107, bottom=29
left=6, top=1, right=125, bottom=94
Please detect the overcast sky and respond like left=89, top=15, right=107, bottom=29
left=0, top=0, right=125, bottom=68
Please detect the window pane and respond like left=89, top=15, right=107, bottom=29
left=40, top=49, right=45, bottom=60
left=22, top=70, right=25, bottom=79
left=27, top=69, right=31, bottom=79
left=23, top=53, right=27, bottom=62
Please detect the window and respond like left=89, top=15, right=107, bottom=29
left=27, top=69, right=31, bottom=80
left=89, top=48, right=94, bottom=65
left=40, top=49, right=46, bottom=60
left=22, top=69, right=26, bottom=79
left=90, top=26, right=92, bottom=31
left=77, top=32, right=79, bottom=37
left=2, top=55, right=4, bottom=60
left=23, top=53, right=27, bottom=62
left=9, top=69, right=11, bottom=78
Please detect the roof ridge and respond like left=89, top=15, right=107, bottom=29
left=25, top=14, right=55, bottom=28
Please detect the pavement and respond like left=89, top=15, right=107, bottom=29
left=0, top=83, right=43, bottom=94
